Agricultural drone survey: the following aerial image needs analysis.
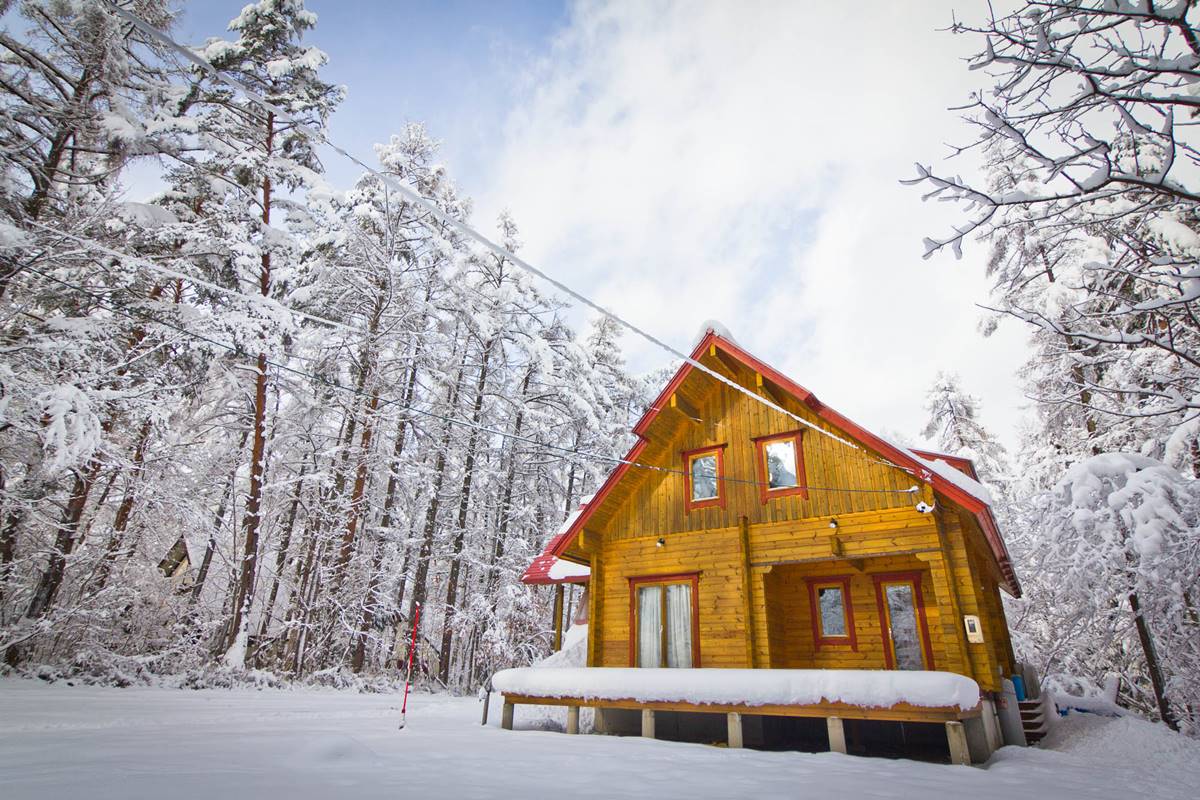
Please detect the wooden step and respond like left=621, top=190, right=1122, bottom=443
left=1019, top=696, right=1051, bottom=744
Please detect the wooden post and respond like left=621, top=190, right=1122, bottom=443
left=738, top=516, right=757, bottom=667
left=946, top=721, right=970, bottom=765
left=727, top=712, right=743, bottom=748
left=826, top=716, right=847, bottom=754
left=480, top=689, right=491, bottom=725
left=566, top=705, right=580, bottom=735
left=593, top=707, right=608, bottom=734
left=552, top=583, right=565, bottom=652
left=1129, top=590, right=1178, bottom=730
left=640, top=708, right=656, bottom=738
left=586, top=555, right=601, bottom=667
left=501, top=701, right=514, bottom=731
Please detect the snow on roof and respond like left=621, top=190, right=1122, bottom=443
left=547, top=559, right=591, bottom=581
left=911, top=452, right=994, bottom=506
left=872, top=433, right=993, bottom=507
left=692, top=319, right=739, bottom=348
left=493, top=667, right=981, bottom=712
left=521, top=497, right=594, bottom=585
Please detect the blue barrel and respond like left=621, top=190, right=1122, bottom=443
left=1012, top=674, right=1027, bottom=701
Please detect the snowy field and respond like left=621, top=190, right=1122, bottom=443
left=1, top=679, right=1197, bottom=800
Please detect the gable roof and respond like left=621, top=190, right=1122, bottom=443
left=528, top=329, right=1020, bottom=597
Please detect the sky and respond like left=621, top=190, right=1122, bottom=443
left=171, top=0, right=1031, bottom=451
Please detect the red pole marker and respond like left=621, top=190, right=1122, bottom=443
left=399, top=601, right=421, bottom=730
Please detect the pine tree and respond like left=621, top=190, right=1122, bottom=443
left=176, top=0, right=343, bottom=664
left=921, top=371, right=1011, bottom=497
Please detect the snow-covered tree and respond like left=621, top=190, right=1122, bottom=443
left=908, top=1, right=1200, bottom=471
left=0, top=0, right=640, bottom=694
left=1018, top=454, right=1200, bottom=731
left=921, top=371, right=1012, bottom=496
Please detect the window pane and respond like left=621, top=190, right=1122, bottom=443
left=690, top=454, right=718, bottom=500
left=885, top=584, right=923, bottom=670
left=637, top=586, right=662, bottom=667
left=818, top=586, right=847, bottom=637
left=765, top=439, right=798, bottom=489
left=664, top=583, right=693, bottom=668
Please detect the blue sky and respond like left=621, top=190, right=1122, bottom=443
left=154, top=2, right=1031, bottom=449
left=177, top=1, right=567, bottom=192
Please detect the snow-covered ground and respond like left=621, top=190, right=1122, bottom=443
left=1, top=678, right=1197, bottom=800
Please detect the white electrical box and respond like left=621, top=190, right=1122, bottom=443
left=964, top=614, right=984, bottom=643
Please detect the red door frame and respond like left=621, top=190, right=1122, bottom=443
left=871, top=571, right=936, bottom=670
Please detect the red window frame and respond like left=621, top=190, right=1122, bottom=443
left=753, top=430, right=808, bottom=502
left=805, top=574, right=857, bottom=650
left=871, top=571, right=936, bottom=670
left=682, top=444, right=727, bottom=512
left=627, top=572, right=702, bottom=668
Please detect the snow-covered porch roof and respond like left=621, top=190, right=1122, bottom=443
left=521, top=499, right=593, bottom=585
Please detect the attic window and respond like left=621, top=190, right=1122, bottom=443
left=682, top=445, right=726, bottom=512
left=753, top=430, right=807, bottom=502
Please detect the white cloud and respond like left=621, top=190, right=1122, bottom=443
left=474, top=0, right=1031, bottom=449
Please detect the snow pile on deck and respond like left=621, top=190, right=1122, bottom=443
left=492, top=668, right=981, bottom=711
left=533, top=625, right=588, bottom=669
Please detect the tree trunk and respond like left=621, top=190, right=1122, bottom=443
left=405, top=360, right=466, bottom=630
left=256, top=458, right=308, bottom=643
left=331, top=291, right=387, bottom=585
left=1128, top=591, right=1178, bottom=730
left=438, top=338, right=494, bottom=683
left=92, top=421, right=154, bottom=591
left=283, top=506, right=322, bottom=674
left=26, top=459, right=102, bottom=620
left=0, top=471, right=14, bottom=608
left=350, top=356, right=422, bottom=672
left=335, top=391, right=380, bottom=579
left=225, top=113, right=275, bottom=661
left=349, top=540, right=387, bottom=673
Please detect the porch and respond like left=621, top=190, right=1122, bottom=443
left=759, top=560, right=941, bottom=672
left=490, top=667, right=1002, bottom=765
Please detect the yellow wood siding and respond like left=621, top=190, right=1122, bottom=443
left=595, top=372, right=918, bottom=542
left=581, top=356, right=1018, bottom=696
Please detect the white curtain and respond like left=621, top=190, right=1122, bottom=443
left=665, top=583, right=693, bottom=668
left=638, top=586, right=662, bottom=667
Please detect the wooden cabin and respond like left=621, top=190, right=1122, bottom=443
left=502, top=329, right=1031, bottom=763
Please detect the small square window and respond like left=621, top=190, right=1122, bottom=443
left=818, top=586, right=847, bottom=637
left=690, top=454, right=718, bottom=500
left=806, top=575, right=858, bottom=650
left=682, top=446, right=725, bottom=511
left=754, top=431, right=807, bottom=502
left=764, top=439, right=798, bottom=489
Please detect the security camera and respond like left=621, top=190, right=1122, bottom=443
left=915, top=501, right=935, bottom=514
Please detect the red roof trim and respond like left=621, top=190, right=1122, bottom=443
left=910, top=449, right=981, bottom=481
left=540, top=330, right=1020, bottom=597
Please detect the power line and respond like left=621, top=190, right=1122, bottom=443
left=23, top=263, right=918, bottom=498
left=104, top=1, right=897, bottom=469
